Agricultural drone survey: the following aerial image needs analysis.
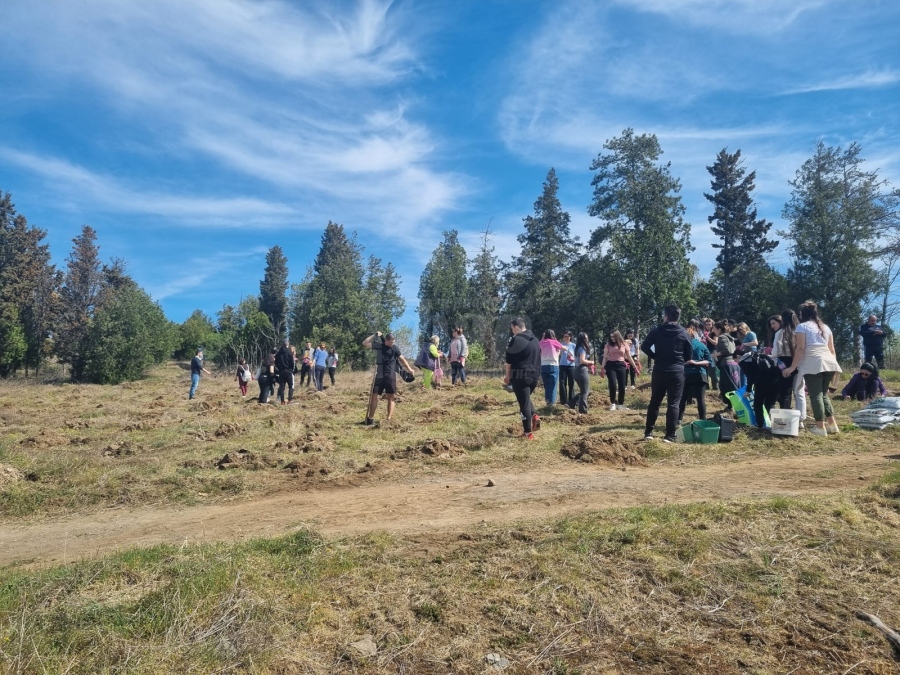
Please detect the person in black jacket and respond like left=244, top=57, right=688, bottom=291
left=859, top=315, right=887, bottom=369
left=504, top=318, right=542, bottom=439
left=641, top=304, right=693, bottom=443
left=274, top=339, right=296, bottom=405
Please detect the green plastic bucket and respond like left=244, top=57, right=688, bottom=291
left=691, top=420, right=720, bottom=444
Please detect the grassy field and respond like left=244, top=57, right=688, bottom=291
left=1, top=363, right=900, bottom=672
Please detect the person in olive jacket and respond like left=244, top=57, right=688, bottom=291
left=641, top=304, right=693, bottom=443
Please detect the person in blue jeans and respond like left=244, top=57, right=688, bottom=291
left=189, top=348, right=211, bottom=399
left=558, top=331, right=576, bottom=404
left=539, top=329, right=565, bottom=405
left=312, top=341, right=329, bottom=391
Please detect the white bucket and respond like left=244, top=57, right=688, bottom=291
left=770, top=408, right=801, bottom=437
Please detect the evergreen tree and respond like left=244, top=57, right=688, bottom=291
left=83, top=284, right=175, bottom=384
left=292, top=222, right=368, bottom=366
left=467, top=228, right=504, bottom=364
left=506, top=168, right=579, bottom=332
left=418, top=230, right=469, bottom=339
left=363, top=255, right=405, bottom=333
left=587, top=129, right=695, bottom=334
left=55, top=225, right=103, bottom=380
left=705, top=148, right=778, bottom=317
left=259, top=245, right=289, bottom=339
left=0, top=192, right=59, bottom=376
left=218, top=296, right=277, bottom=368
left=177, top=309, right=223, bottom=361
left=783, top=141, right=892, bottom=360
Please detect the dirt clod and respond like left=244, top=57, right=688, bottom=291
left=102, top=443, right=135, bottom=458
left=217, top=449, right=257, bottom=469
left=392, top=439, right=466, bottom=460
left=0, top=464, right=24, bottom=488
left=214, top=423, right=244, bottom=439
left=561, top=433, right=648, bottom=466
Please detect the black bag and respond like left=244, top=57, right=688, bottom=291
left=398, top=365, right=415, bottom=383
left=713, top=412, right=734, bottom=442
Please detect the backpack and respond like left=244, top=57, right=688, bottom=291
left=240, top=365, right=251, bottom=382
left=414, top=345, right=435, bottom=370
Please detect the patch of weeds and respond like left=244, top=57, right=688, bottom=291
left=412, top=600, right=443, bottom=623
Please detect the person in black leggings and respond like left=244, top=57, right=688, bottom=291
left=678, top=319, right=712, bottom=424
left=641, top=304, right=693, bottom=443
left=503, top=318, right=542, bottom=439
left=602, top=330, right=637, bottom=410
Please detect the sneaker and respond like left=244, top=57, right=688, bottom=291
left=524, top=432, right=535, bottom=440
left=364, top=417, right=374, bottom=426
left=609, top=404, right=617, bottom=411
left=619, top=405, right=629, bottom=411
left=532, top=414, right=541, bottom=431
left=643, top=433, right=654, bottom=441
left=809, top=426, right=827, bottom=437
left=662, top=436, right=677, bottom=444
left=826, top=424, right=840, bottom=434
left=629, top=385, right=636, bottom=390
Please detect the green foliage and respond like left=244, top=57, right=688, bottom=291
left=586, top=129, right=695, bottom=334
left=418, top=229, right=469, bottom=339
left=259, top=245, right=289, bottom=339
left=694, top=266, right=791, bottom=332
left=364, top=255, right=405, bottom=334
left=217, top=296, right=277, bottom=368
left=705, top=148, right=779, bottom=317
left=465, top=341, right=486, bottom=368
left=176, top=310, right=223, bottom=361
left=505, top=168, right=580, bottom=333
left=290, top=222, right=369, bottom=367
left=467, top=228, right=505, bottom=364
left=83, top=285, right=176, bottom=384
left=0, top=192, right=59, bottom=376
left=55, top=225, right=103, bottom=380
left=782, top=141, right=889, bottom=360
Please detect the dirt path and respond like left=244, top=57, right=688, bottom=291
left=2, top=449, right=896, bottom=567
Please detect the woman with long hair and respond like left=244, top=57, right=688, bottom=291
left=765, top=315, right=782, bottom=354
left=781, top=301, right=842, bottom=436
left=558, top=330, right=577, bottom=404
left=678, top=319, right=713, bottom=423
left=624, top=329, right=640, bottom=389
left=771, top=309, right=806, bottom=418
left=568, top=332, right=594, bottom=414
left=601, top=330, right=637, bottom=410
left=539, top=329, right=566, bottom=405
left=842, top=362, right=887, bottom=401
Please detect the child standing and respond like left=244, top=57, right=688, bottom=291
left=236, top=358, right=252, bottom=397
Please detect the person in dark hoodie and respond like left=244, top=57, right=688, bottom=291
left=503, top=317, right=542, bottom=439
left=274, top=340, right=295, bottom=404
left=641, top=304, right=693, bottom=443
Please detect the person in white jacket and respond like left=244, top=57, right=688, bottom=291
left=448, top=326, right=469, bottom=386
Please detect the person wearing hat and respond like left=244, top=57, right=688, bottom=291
left=842, top=363, right=887, bottom=401
left=189, top=348, right=211, bottom=400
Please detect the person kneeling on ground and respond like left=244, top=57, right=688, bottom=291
left=842, top=363, right=887, bottom=401
left=504, top=318, right=542, bottom=439
left=362, top=331, right=415, bottom=424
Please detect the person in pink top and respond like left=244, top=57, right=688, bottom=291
left=601, top=330, right=639, bottom=410
left=539, top=329, right=566, bottom=405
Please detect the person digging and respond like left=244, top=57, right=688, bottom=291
left=362, top=331, right=415, bottom=425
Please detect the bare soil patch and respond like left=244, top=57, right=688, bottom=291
left=391, top=438, right=466, bottom=460
left=561, top=432, right=649, bottom=466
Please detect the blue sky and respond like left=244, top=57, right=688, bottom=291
left=2, top=0, right=899, bottom=330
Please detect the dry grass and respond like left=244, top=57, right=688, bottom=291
left=2, top=361, right=897, bottom=521
left=1, top=484, right=899, bottom=673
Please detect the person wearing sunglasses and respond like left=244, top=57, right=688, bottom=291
left=841, top=362, right=887, bottom=401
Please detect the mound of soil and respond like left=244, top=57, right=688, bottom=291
left=217, top=449, right=280, bottom=470
left=274, top=433, right=335, bottom=453
left=283, top=455, right=331, bottom=478
left=587, top=392, right=611, bottom=407
left=0, top=464, right=24, bottom=488
left=470, top=394, right=503, bottom=411
left=415, top=405, right=450, bottom=421
left=392, top=439, right=466, bottom=460
left=123, top=420, right=160, bottom=432
left=65, top=419, right=90, bottom=429
left=19, top=431, right=68, bottom=449
left=373, top=419, right=411, bottom=432
left=194, top=401, right=227, bottom=412
left=560, top=433, right=648, bottom=466
left=553, top=408, right=601, bottom=426
left=102, top=443, right=136, bottom=458
left=327, top=402, right=348, bottom=414
left=214, top=422, right=244, bottom=439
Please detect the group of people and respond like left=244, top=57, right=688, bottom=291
left=412, top=327, right=470, bottom=389
left=250, top=340, right=339, bottom=404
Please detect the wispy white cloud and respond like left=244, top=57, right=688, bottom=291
left=780, top=69, right=900, bottom=94
left=614, top=0, right=834, bottom=33
left=0, top=148, right=296, bottom=225
left=149, top=248, right=269, bottom=301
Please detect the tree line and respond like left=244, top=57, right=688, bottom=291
left=2, top=129, right=898, bottom=382
left=419, top=130, right=900, bottom=364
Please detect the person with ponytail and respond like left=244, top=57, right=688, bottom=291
left=781, top=301, right=842, bottom=436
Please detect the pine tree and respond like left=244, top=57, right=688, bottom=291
left=0, top=192, right=59, bottom=376
left=587, top=129, right=695, bottom=334
left=783, top=141, right=892, bottom=360
left=291, top=222, right=368, bottom=366
left=363, top=255, right=405, bottom=333
left=467, top=228, right=503, bottom=364
left=55, top=225, right=103, bottom=380
left=259, top=245, right=289, bottom=339
left=418, top=230, right=469, bottom=339
left=506, top=168, right=579, bottom=333
left=705, top=148, right=778, bottom=317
